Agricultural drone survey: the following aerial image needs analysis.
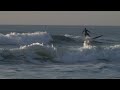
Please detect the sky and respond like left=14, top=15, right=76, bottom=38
left=0, top=11, right=120, bottom=26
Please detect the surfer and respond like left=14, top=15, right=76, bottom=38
left=82, top=28, right=91, bottom=37
left=82, top=28, right=103, bottom=47
left=82, top=28, right=92, bottom=46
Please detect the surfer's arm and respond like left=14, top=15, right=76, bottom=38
left=87, top=30, right=91, bottom=33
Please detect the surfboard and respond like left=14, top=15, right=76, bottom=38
left=83, top=35, right=103, bottom=47
left=92, top=35, right=103, bottom=40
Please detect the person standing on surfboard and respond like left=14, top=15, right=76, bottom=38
left=82, top=28, right=91, bottom=37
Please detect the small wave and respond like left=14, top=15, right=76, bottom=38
left=52, top=35, right=76, bottom=43
left=64, top=34, right=81, bottom=39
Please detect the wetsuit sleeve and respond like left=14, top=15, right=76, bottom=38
left=87, top=30, right=91, bottom=33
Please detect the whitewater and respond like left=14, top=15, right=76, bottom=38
left=0, top=25, right=120, bottom=79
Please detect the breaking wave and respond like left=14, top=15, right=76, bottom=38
left=0, top=32, right=52, bottom=45
left=0, top=43, right=57, bottom=64
left=0, top=32, right=120, bottom=64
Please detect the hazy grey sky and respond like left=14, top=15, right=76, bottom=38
left=0, top=11, right=120, bottom=25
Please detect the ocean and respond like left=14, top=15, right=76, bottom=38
left=0, top=25, right=120, bottom=79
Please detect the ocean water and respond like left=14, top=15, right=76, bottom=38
left=0, top=25, right=120, bottom=79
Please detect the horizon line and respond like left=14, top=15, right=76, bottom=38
left=0, top=24, right=119, bottom=26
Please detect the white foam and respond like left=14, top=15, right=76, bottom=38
left=18, top=42, right=57, bottom=51
left=0, top=32, right=52, bottom=45
left=64, top=34, right=81, bottom=39
left=83, top=36, right=95, bottom=49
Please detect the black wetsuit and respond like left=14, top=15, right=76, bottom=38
left=82, top=28, right=91, bottom=37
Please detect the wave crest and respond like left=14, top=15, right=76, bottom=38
left=0, top=32, right=52, bottom=45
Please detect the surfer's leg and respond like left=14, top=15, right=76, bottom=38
left=85, top=33, right=90, bottom=37
left=87, top=33, right=90, bottom=37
